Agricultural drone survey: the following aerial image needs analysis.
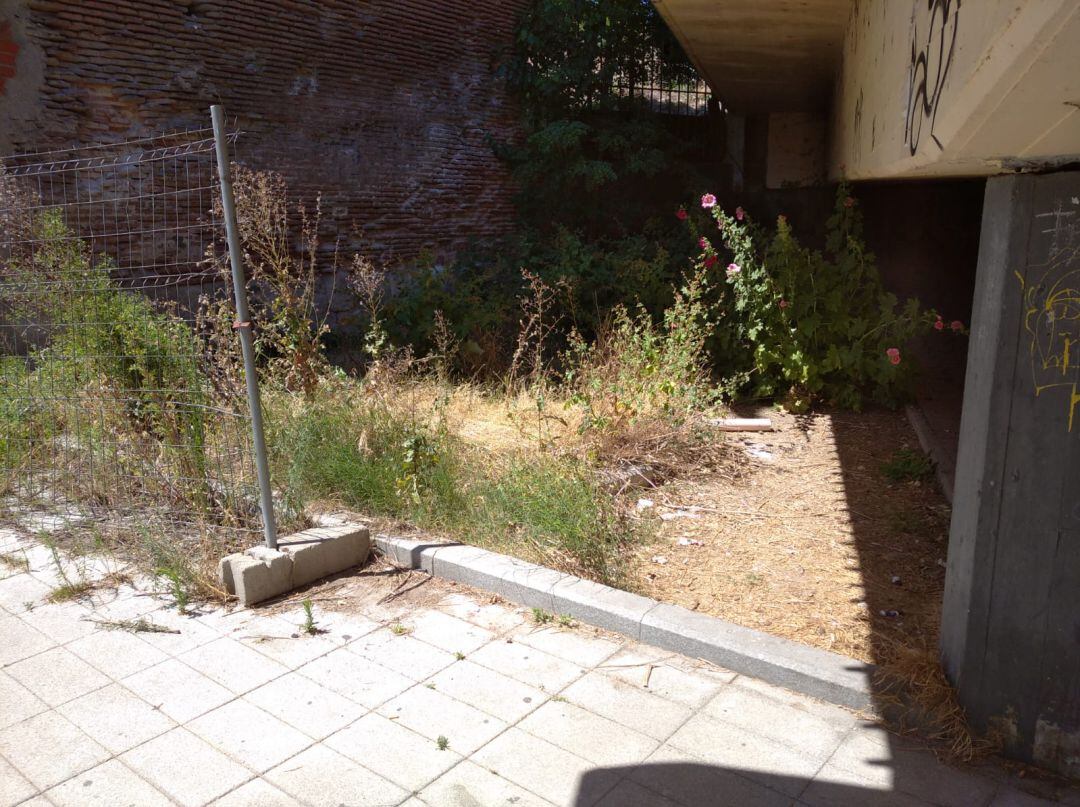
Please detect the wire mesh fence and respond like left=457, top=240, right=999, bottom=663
left=0, top=124, right=269, bottom=564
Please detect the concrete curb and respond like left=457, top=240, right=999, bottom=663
left=905, top=403, right=956, bottom=504
left=372, top=533, right=876, bottom=712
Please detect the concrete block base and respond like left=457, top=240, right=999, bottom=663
left=219, top=525, right=370, bottom=606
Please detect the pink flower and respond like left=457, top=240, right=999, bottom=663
left=779, top=299, right=789, bottom=309
left=735, top=206, right=745, bottom=222
left=701, top=193, right=717, bottom=209
left=886, top=347, right=901, bottom=366
left=704, top=255, right=718, bottom=267
left=778, top=214, right=787, bottom=224
left=676, top=207, right=688, bottom=221
left=934, top=316, right=944, bottom=331
left=698, top=236, right=709, bottom=250
left=950, top=320, right=963, bottom=331
left=844, top=196, right=855, bottom=208
left=726, top=263, right=740, bottom=277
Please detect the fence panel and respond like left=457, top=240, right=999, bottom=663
left=0, top=126, right=268, bottom=563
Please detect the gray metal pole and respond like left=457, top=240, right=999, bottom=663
left=210, top=105, right=278, bottom=549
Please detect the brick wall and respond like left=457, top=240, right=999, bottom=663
left=0, top=21, right=17, bottom=95
left=2, top=0, right=526, bottom=268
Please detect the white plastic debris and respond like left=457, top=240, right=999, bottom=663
left=677, top=538, right=704, bottom=546
left=651, top=555, right=668, bottom=565
left=636, top=498, right=655, bottom=511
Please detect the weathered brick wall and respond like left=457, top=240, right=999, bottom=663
left=1, top=0, right=526, bottom=268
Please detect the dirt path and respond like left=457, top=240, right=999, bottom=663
left=630, top=407, right=951, bottom=664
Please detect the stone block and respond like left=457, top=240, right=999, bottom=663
left=282, top=526, right=370, bottom=588
left=218, top=525, right=371, bottom=606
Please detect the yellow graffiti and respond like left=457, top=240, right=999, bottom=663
left=1023, top=200, right=1080, bottom=431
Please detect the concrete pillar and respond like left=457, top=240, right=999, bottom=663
left=942, top=170, right=1080, bottom=778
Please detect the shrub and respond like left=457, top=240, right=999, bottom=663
left=694, top=187, right=956, bottom=409
left=563, top=265, right=718, bottom=436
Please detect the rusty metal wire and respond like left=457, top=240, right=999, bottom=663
left=0, top=129, right=263, bottom=557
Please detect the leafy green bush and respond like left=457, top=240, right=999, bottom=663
left=693, top=187, right=955, bottom=409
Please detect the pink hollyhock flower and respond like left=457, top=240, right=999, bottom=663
left=735, top=206, right=745, bottom=221
left=699, top=236, right=709, bottom=250
left=886, top=347, right=901, bottom=365
left=726, top=262, right=740, bottom=277
left=704, top=255, right=718, bottom=267
left=676, top=207, right=688, bottom=221
left=951, top=320, right=963, bottom=331
left=701, top=193, right=717, bottom=209
left=779, top=299, right=789, bottom=309
left=844, top=196, right=855, bottom=208
left=934, top=316, right=944, bottom=331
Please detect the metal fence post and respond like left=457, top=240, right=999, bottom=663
left=210, top=105, right=278, bottom=549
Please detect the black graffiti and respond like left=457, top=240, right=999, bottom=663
left=905, top=0, right=960, bottom=156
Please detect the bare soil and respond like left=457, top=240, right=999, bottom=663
left=628, top=405, right=951, bottom=665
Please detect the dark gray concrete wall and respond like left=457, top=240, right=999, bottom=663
left=943, top=171, right=1080, bottom=778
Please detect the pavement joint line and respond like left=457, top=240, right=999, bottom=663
left=374, top=533, right=875, bottom=714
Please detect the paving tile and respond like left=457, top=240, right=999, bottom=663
left=325, top=712, right=462, bottom=791
left=45, top=758, right=174, bottom=807
left=179, top=636, right=289, bottom=694
left=0, top=573, right=52, bottom=611
left=235, top=620, right=340, bottom=669
left=132, top=609, right=223, bottom=656
left=66, top=627, right=169, bottom=679
left=245, top=672, right=366, bottom=739
left=121, top=727, right=253, bottom=807
left=347, top=629, right=456, bottom=681
left=212, top=778, right=303, bottom=806
left=17, top=600, right=98, bottom=644
left=196, top=605, right=260, bottom=637
left=298, top=647, right=413, bottom=709
left=188, top=699, right=313, bottom=773
left=0, top=670, right=48, bottom=730
left=598, top=645, right=732, bottom=708
left=416, top=760, right=556, bottom=807
left=0, top=613, right=55, bottom=667
left=666, top=712, right=823, bottom=798
left=561, top=670, right=693, bottom=741
left=378, top=684, right=508, bottom=755
left=426, top=659, right=547, bottom=722
left=407, top=609, right=496, bottom=654
left=469, top=638, right=586, bottom=692
left=988, top=786, right=1066, bottom=806
left=702, top=679, right=852, bottom=761
left=5, top=646, right=110, bottom=707
left=472, top=726, right=621, bottom=807
left=264, top=745, right=407, bottom=807
left=0, top=753, right=36, bottom=807
left=121, top=658, right=233, bottom=723
left=518, top=700, right=659, bottom=766
left=820, top=725, right=998, bottom=807
left=509, top=624, right=623, bottom=668
left=0, top=711, right=110, bottom=790
left=92, top=587, right=168, bottom=622
left=594, top=778, right=682, bottom=807
left=631, top=744, right=793, bottom=807
left=292, top=607, right=379, bottom=644
left=437, top=593, right=528, bottom=633
left=800, top=775, right=926, bottom=807
left=58, top=683, right=175, bottom=754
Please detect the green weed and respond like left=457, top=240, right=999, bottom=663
left=436, top=735, right=450, bottom=751
left=882, top=448, right=935, bottom=484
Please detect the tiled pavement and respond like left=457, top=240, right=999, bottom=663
left=0, top=531, right=1076, bottom=807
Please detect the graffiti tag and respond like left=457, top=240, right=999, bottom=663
left=905, top=0, right=960, bottom=156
